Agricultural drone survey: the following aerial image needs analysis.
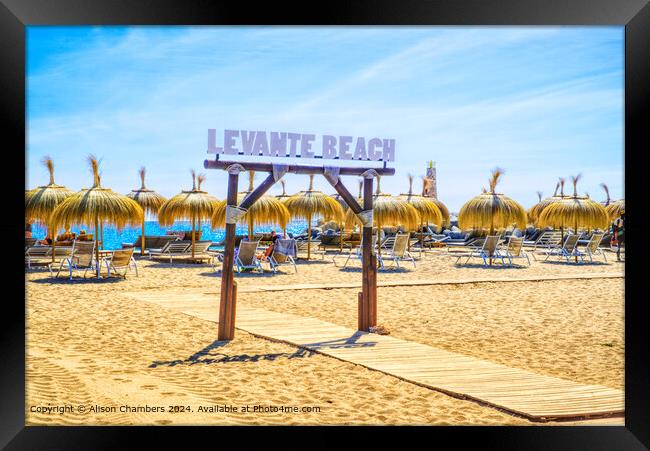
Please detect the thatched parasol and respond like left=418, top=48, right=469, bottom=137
left=25, top=157, right=75, bottom=261
left=605, top=199, right=624, bottom=221
left=212, top=170, right=290, bottom=239
left=158, top=170, right=217, bottom=258
left=283, top=174, right=344, bottom=259
left=127, top=167, right=167, bottom=255
left=50, top=156, right=143, bottom=276
left=538, top=174, right=609, bottom=234
left=458, top=168, right=527, bottom=234
left=400, top=175, right=443, bottom=246
left=528, top=179, right=567, bottom=226
left=422, top=177, right=450, bottom=228
left=25, top=157, right=74, bottom=224
left=345, top=176, right=420, bottom=255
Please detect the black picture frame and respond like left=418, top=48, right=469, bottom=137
left=3, top=0, right=647, bottom=448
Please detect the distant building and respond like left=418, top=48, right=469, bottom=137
left=423, top=160, right=437, bottom=199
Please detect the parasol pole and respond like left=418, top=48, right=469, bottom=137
left=95, top=214, right=101, bottom=278
left=307, top=212, right=312, bottom=259
left=141, top=218, right=146, bottom=256
left=191, top=214, right=196, bottom=258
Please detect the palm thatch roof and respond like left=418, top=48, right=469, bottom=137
left=399, top=175, right=442, bottom=229
left=25, top=156, right=74, bottom=223
left=528, top=179, right=567, bottom=226
left=421, top=176, right=450, bottom=227
left=50, top=156, right=143, bottom=230
left=458, top=169, right=527, bottom=232
left=127, top=167, right=167, bottom=215
left=283, top=174, right=344, bottom=223
left=605, top=199, right=625, bottom=220
left=537, top=175, right=609, bottom=231
left=345, top=176, right=420, bottom=231
left=158, top=170, right=217, bottom=226
left=212, top=170, right=290, bottom=233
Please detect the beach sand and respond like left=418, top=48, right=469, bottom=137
left=26, top=250, right=624, bottom=425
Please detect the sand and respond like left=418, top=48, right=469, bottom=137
left=25, top=249, right=624, bottom=425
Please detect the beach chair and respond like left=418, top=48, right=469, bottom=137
left=295, top=238, right=324, bottom=259
left=574, top=232, right=607, bottom=263
left=377, top=233, right=416, bottom=270
left=56, top=241, right=96, bottom=279
left=148, top=241, right=191, bottom=264
left=235, top=240, right=263, bottom=273
left=268, top=239, right=298, bottom=273
left=455, top=235, right=503, bottom=266
left=499, top=236, right=531, bottom=267
left=25, top=246, right=52, bottom=271
left=525, top=230, right=562, bottom=250
left=339, top=235, right=378, bottom=268
left=103, top=247, right=137, bottom=278
left=543, top=234, right=580, bottom=262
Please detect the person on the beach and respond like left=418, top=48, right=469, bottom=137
left=259, top=230, right=278, bottom=260
left=25, top=221, right=33, bottom=238
left=612, top=212, right=625, bottom=261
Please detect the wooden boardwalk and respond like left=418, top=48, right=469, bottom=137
left=126, top=290, right=624, bottom=422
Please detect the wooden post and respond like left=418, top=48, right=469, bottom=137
left=358, top=291, right=365, bottom=331
left=363, top=175, right=377, bottom=330
left=218, top=170, right=278, bottom=341
left=218, top=170, right=240, bottom=340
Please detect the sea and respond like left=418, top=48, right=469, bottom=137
left=30, top=220, right=309, bottom=250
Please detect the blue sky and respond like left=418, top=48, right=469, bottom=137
left=26, top=26, right=624, bottom=212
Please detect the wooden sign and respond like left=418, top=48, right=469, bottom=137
left=207, top=129, right=395, bottom=162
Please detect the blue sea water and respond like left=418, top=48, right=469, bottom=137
left=31, top=220, right=309, bottom=250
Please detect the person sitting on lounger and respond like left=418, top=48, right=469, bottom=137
left=257, top=230, right=278, bottom=261
left=25, top=221, right=33, bottom=238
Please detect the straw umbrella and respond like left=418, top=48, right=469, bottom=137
left=25, top=157, right=75, bottom=262
left=212, top=170, right=290, bottom=239
left=284, top=174, right=344, bottom=259
left=538, top=175, right=609, bottom=261
left=127, top=167, right=167, bottom=256
left=422, top=177, right=450, bottom=228
left=158, top=170, right=217, bottom=258
left=606, top=199, right=625, bottom=221
left=458, top=169, right=526, bottom=264
left=400, top=175, right=443, bottom=248
left=345, top=175, right=420, bottom=256
left=50, top=156, right=143, bottom=276
left=528, top=179, right=568, bottom=227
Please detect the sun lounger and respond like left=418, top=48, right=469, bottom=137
left=25, top=246, right=52, bottom=271
left=574, top=232, right=607, bottom=263
left=524, top=230, right=562, bottom=250
left=338, top=235, right=378, bottom=268
left=149, top=241, right=191, bottom=263
left=122, top=235, right=178, bottom=254
left=268, top=239, right=298, bottom=273
left=455, top=235, right=503, bottom=266
left=56, top=241, right=96, bottom=279
left=102, top=247, right=137, bottom=278
left=499, top=236, right=531, bottom=267
left=377, top=233, right=415, bottom=270
left=295, top=238, right=324, bottom=259
left=543, top=234, right=580, bottom=262
left=235, top=240, right=263, bottom=273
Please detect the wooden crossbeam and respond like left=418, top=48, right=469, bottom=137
left=204, top=159, right=395, bottom=177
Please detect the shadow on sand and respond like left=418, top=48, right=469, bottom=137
left=149, top=339, right=316, bottom=368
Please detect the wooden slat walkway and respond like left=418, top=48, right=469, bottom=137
left=125, top=290, right=624, bottom=422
